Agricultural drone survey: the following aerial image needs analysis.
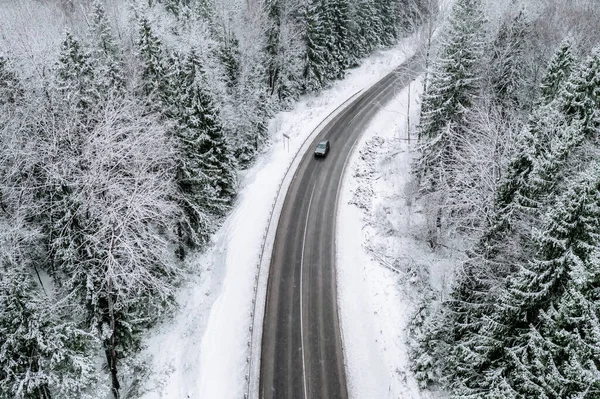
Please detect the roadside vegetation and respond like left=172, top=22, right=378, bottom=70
left=409, top=0, right=600, bottom=397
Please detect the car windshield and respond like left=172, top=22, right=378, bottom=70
left=317, top=143, right=327, bottom=149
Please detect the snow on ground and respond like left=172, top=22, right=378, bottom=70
left=138, top=35, right=422, bottom=399
left=337, top=76, right=454, bottom=399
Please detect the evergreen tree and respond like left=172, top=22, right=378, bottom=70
left=506, top=164, right=600, bottom=333
left=375, top=0, right=400, bottom=46
left=322, top=0, right=351, bottom=80
left=171, top=50, right=237, bottom=254
left=556, top=47, right=600, bottom=135
left=516, top=289, right=600, bottom=398
left=192, top=0, right=214, bottom=22
left=302, top=0, right=327, bottom=91
left=55, top=30, right=98, bottom=112
left=539, top=40, right=575, bottom=105
left=137, top=17, right=167, bottom=99
left=217, top=31, right=240, bottom=89
left=495, top=164, right=600, bottom=398
left=158, top=0, right=186, bottom=15
left=89, top=0, right=125, bottom=94
left=428, top=74, right=594, bottom=397
left=351, top=0, right=381, bottom=59
left=0, top=228, right=98, bottom=399
left=182, top=50, right=237, bottom=212
left=265, top=0, right=303, bottom=102
left=415, top=0, right=486, bottom=189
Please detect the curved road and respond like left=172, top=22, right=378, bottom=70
left=260, top=55, right=423, bottom=399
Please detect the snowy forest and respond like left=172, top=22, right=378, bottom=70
left=410, top=0, right=600, bottom=398
left=0, top=0, right=428, bottom=397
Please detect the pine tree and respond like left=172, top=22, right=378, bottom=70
left=507, top=164, right=600, bottom=331
left=322, top=0, right=351, bottom=80
left=303, top=0, right=328, bottom=91
left=494, top=164, right=600, bottom=398
left=55, top=30, right=98, bottom=112
left=137, top=17, right=167, bottom=99
left=193, top=0, right=214, bottom=22
left=217, top=31, right=240, bottom=89
left=539, top=40, right=575, bottom=105
left=375, top=0, right=400, bottom=46
left=431, top=72, right=595, bottom=397
left=349, top=0, right=382, bottom=59
left=171, top=50, right=237, bottom=254
left=0, top=227, right=99, bottom=399
left=556, top=47, right=600, bottom=135
left=181, top=50, right=237, bottom=213
left=89, top=0, right=125, bottom=95
left=415, top=0, right=486, bottom=189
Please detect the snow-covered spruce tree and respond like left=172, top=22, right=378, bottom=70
left=475, top=41, right=581, bottom=253
left=137, top=16, right=167, bottom=101
left=0, top=216, right=100, bottom=399
left=413, top=0, right=485, bottom=245
left=482, top=47, right=600, bottom=235
left=156, top=0, right=186, bottom=15
left=485, top=163, right=600, bottom=398
left=439, top=75, right=599, bottom=393
left=348, top=0, right=382, bottom=60
left=422, top=46, right=600, bottom=396
left=302, top=0, right=328, bottom=92
left=169, top=49, right=237, bottom=255
left=192, top=0, right=215, bottom=22
left=88, top=0, right=125, bottom=95
left=414, top=0, right=486, bottom=190
left=265, top=0, right=304, bottom=102
left=217, top=31, right=241, bottom=89
left=538, top=39, right=575, bottom=106
left=457, top=43, right=596, bottom=284
left=55, top=30, right=98, bottom=114
left=322, top=0, right=352, bottom=80
left=182, top=50, right=237, bottom=213
left=512, top=289, right=600, bottom=398
left=447, top=121, right=587, bottom=396
left=556, top=47, right=600, bottom=136
left=375, top=0, right=400, bottom=47
left=0, top=269, right=99, bottom=399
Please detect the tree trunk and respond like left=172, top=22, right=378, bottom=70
left=39, top=384, right=52, bottom=399
left=105, top=279, right=120, bottom=399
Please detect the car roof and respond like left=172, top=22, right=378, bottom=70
left=318, top=140, right=329, bottom=145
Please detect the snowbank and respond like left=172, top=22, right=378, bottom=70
left=337, top=76, right=450, bottom=399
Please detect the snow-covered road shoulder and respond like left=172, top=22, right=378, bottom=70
left=337, top=77, right=440, bottom=399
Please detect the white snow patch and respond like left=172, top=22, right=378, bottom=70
left=138, top=35, right=421, bottom=399
left=337, top=77, right=450, bottom=399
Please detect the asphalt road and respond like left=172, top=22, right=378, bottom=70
left=260, top=55, right=423, bottom=399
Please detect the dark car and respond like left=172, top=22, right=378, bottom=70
left=314, top=140, right=330, bottom=158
